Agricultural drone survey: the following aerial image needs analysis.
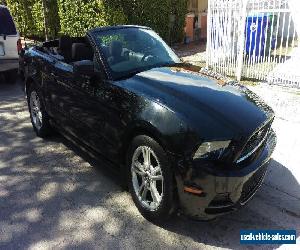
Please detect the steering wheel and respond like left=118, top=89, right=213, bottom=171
left=141, top=51, right=159, bottom=62
left=141, top=50, right=152, bottom=61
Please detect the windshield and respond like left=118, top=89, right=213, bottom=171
left=93, top=27, right=180, bottom=79
left=0, top=7, right=17, bottom=35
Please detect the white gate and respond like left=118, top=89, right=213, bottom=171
left=206, top=0, right=300, bottom=87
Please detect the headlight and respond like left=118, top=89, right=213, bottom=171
left=193, top=140, right=231, bottom=160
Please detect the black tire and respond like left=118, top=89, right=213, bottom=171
left=27, top=84, right=53, bottom=137
left=127, top=135, right=176, bottom=222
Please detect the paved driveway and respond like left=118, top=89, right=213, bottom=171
left=0, top=79, right=299, bottom=249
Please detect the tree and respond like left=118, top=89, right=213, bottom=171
left=42, top=0, right=49, bottom=40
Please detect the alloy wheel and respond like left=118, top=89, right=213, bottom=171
left=29, top=91, right=43, bottom=130
left=131, top=146, right=164, bottom=211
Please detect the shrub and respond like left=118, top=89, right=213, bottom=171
left=6, top=0, right=35, bottom=37
left=31, top=0, right=44, bottom=37
left=57, top=0, right=127, bottom=37
left=6, top=0, right=187, bottom=43
left=6, top=0, right=60, bottom=39
left=120, top=0, right=187, bottom=43
left=171, top=0, right=188, bottom=43
left=57, top=0, right=187, bottom=42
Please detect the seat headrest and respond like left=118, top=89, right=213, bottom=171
left=72, top=43, right=93, bottom=62
left=59, top=35, right=72, bottom=50
left=110, top=41, right=123, bottom=57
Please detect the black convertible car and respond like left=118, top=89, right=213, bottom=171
left=22, top=25, right=276, bottom=221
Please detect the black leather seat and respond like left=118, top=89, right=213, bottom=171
left=71, top=43, right=93, bottom=62
left=58, top=35, right=72, bottom=63
left=108, top=41, right=126, bottom=65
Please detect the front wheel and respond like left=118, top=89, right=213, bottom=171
left=27, top=85, right=53, bottom=137
left=127, top=135, right=176, bottom=222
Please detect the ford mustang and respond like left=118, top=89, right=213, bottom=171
left=22, top=25, right=276, bottom=221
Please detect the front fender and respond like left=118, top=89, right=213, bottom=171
left=131, top=99, right=199, bottom=156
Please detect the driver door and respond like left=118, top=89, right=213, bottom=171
left=46, top=58, right=105, bottom=152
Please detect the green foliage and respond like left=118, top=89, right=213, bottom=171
left=6, top=0, right=187, bottom=43
left=122, top=0, right=172, bottom=41
left=6, top=0, right=59, bottom=39
left=171, top=0, right=188, bottom=43
left=57, top=0, right=127, bottom=37
left=46, top=0, right=60, bottom=38
left=119, top=0, right=187, bottom=43
left=6, top=0, right=34, bottom=37
left=31, top=0, right=44, bottom=37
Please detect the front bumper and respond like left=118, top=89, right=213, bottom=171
left=175, top=130, right=277, bottom=220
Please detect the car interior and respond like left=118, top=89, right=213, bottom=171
left=42, top=35, right=134, bottom=73
left=42, top=36, right=94, bottom=65
left=97, top=34, right=172, bottom=75
left=39, top=29, right=178, bottom=80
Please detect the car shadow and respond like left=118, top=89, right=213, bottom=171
left=45, top=133, right=123, bottom=189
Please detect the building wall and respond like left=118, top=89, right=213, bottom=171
left=188, top=0, right=208, bottom=13
left=198, top=0, right=208, bottom=12
left=186, top=0, right=208, bottom=41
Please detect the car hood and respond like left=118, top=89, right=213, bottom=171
left=118, top=66, right=274, bottom=139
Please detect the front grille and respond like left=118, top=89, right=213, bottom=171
left=237, top=121, right=271, bottom=163
left=240, top=164, right=268, bottom=204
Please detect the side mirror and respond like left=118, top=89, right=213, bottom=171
left=73, top=60, right=94, bottom=77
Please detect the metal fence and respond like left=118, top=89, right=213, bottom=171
left=206, top=0, right=300, bottom=87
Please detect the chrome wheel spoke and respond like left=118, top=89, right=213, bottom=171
left=141, top=185, right=148, bottom=200
left=37, top=111, right=43, bottom=122
left=133, top=161, right=145, bottom=176
left=151, top=175, right=163, bottom=181
left=150, top=182, right=160, bottom=205
left=36, top=98, right=41, bottom=108
left=36, top=114, right=41, bottom=127
left=142, top=147, right=151, bottom=166
left=152, top=166, right=161, bottom=175
left=138, top=180, right=146, bottom=194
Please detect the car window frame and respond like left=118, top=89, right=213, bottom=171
left=88, top=27, right=180, bottom=81
left=86, top=33, right=111, bottom=81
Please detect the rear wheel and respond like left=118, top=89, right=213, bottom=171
left=27, top=85, right=53, bottom=137
left=127, top=135, right=176, bottom=222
